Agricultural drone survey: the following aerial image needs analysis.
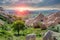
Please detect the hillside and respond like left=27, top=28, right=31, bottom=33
left=0, top=7, right=16, bottom=25
left=25, top=11, right=60, bottom=29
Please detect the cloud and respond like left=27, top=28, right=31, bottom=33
left=0, top=0, right=19, bottom=5
left=1, top=0, right=43, bottom=4
left=19, top=0, right=43, bottom=3
left=0, top=0, right=60, bottom=8
left=2, top=6, right=60, bottom=11
left=0, top=0, right=43, bottom=6
left=29, top=0, right=60, bottom=7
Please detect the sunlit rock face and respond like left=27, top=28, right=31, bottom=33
left=42, top=11, right=60, bottom=29
left=33, top=13, right=45, bottom=28
left=25, top=11, right=60, bottom=29
left=25, top=13, right=46, bottom=28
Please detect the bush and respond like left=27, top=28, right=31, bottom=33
left=19, top=28, right=45, bottom=37
left=23, top=28, right=34, bottom=36
left=11, top=20, right=25, bottom=36
left=48, top=24, right=60, bottom=32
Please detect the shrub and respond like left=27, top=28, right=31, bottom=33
left=48, top=24, right=60, bottom=32
left=11, top=20, right=25, bottom=36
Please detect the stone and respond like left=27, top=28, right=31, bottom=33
left=26, top=34, right=36, bottom=40
left=43, top=30, right=60, bottom=40
left=43, top=30, right=53, bottom=40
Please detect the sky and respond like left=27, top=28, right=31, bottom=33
left=0, top=0, right=60, bottom=10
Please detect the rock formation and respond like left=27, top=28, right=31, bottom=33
left=25, top=13, right=45, bottom=27
left=42, top=11, right=60, bottom=29
left=0, top=7, right=16, bottom=24
left=25, top=11, right=60, bottom=29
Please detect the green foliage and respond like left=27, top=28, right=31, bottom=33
left=12, top=20, right=25, bottom=31
left=34, top=29, right=42, bottom=37
left=0, top=24, right=12, bottom=36
left=0, top=23, right=13, bottom=40
left=0, top=19, right=46, bottom=40
left=0, top=15, right=9, bottom=23
left=48, top=24, right=60, bottom=32
left=11, top=20, right=25, bottom=36
left=19, top=28, right=46, bottom=37
left=0, top=23, right=11, bottom=31
left=22, top=28, right=34, bottom=36
left=0, top=30, right=11, bottom=36
left=0, top=30, right=13, bottom=40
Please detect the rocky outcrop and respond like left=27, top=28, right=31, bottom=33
left=0, top=7, right=16, bottom=24
left=41, top=11, right=60, bottom=29
left=25, top=11, right=60, bottom=29
left=43, top=30, right=60, bottom=40
left=25, top=13, right=45, bottom=27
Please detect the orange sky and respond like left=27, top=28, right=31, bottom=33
left=15, top=10, right=30, bottom=17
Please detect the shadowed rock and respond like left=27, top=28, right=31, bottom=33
left=26, top=34, right=36, bottom=40
left=43, top=30, right=53, bottom=40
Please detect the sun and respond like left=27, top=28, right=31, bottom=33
left=15, top=7, right=30, bottom=17
left=18, top=8, right=26, bottom=12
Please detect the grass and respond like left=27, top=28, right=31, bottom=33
left=0, top=28, right=47, bottom=40
left=0, top=36, right=42, bottom=40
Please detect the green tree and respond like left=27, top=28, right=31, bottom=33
left=11, top=20, right=25, bottom=36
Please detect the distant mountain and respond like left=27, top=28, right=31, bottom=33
left=5, top=10, right=30, bottom=17
left=26, top=10, right=60, bottom=18
left=5, top=9, right=60, bottom=18
left=30, top=10, right=60, bottom=15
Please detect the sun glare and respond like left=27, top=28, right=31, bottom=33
left=15, top=7, right=30, bottom=12
left=18, top=8, right=26, bottom=12
left=14, top=7, right=30, bottom=17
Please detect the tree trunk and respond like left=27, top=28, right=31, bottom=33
left=17, top=29, right=19, bottom=36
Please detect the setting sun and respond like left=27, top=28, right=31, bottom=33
left=17, top=8, right=27, bottom=12
left=15, top=9, right=30, bottom=17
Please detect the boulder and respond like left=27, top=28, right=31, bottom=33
left=26, top=34, right=36, bottom=40
left=43, top=30, right=54, bottom=40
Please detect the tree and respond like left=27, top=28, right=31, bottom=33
left=11, top=20, right=25, bottom=36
